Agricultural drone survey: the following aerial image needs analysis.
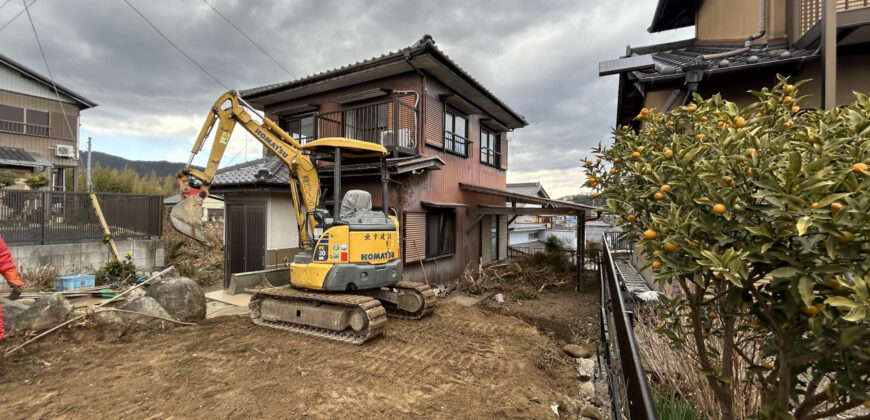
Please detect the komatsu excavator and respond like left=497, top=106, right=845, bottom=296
left=170, top=90, right=434, bottom=344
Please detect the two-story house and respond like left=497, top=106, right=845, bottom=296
left=0, top=52, right=96, bottom=189
left=209, top=36, right=593, bottom=288
left=600, top=0, right=870, bottom=125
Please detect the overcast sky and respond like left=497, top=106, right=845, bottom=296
left=0, top=0, right=692, bottom=197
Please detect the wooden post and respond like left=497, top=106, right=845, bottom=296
left=90, top=193, right=120, bottom=261
left=822, top=0, right=837, bottom=109
left=576, top=210, right=585, bottom=290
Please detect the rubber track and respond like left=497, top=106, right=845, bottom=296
left=383, top=281, right=437, bottom=320
left=249, top=287, right=387, bottom=345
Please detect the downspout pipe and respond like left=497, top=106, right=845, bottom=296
left=404, top=47, right=427, bottom=154
left=701, top=0, right=767, bottom=60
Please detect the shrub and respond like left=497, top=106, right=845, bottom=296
left=585, top=76, right=870, bottom=419
left=20, top=265, right=60, bottom=291
left=24, top=173, right=49, bottom=189
left=96, top=254, right=136, bottom=284
left=0, top=171, right=16, bottom=188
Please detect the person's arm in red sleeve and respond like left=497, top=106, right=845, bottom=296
left=0, top=235, right=22, bottom=300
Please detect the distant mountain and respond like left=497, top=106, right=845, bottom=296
left=79, top=151, right=203, bottom=179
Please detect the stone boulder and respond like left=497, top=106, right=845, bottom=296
left=124, top=286, right=147, bottom=303
left=13, top=293, right=73, bottom=332
left=1, top=297, right=30, bottom=335
left=145, top=277, right=205, bottom=322
left=120, top=296, right=174, bottom=326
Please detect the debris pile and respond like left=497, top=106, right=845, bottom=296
left=163, top=216, right=224, bottom=286
left=458, top=252, right=576, bottom=299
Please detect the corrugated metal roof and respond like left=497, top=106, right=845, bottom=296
left=0, top=52, right=97, bottom=109
left=241, top=35, right=527, bottom=127
left=0, top=146, right=53, bottom=168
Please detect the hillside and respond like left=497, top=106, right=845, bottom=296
left=79, top=151, right=203, bottom=179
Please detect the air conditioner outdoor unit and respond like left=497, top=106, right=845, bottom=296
left=55, top=145, right=75, bottom=158
left=379, top=128, right=411, bottom=147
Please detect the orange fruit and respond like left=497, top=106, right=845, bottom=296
left=652, top=261, right=662, bottom=270
left=663, top=241, right=677, bottom=252
left=835, top=231, right=854, bottom=244
left=742, top=316, right=751, bottom=322
left=717, top=121, right=725, bottom=128
left=660, top=184, right=672, bottom=192
left=804, top=306, right=820, bottom=315
left=655, top=323, right=663, bottom=330
left=784, top=121, right=794, bottom=128
left=735, top=117, right=746, bottom=128
left=810, top=202, right=818, bottom=209
left=643, top=229, right=657, bottom=240
left=664, top=149, right=673, bottom=159
left=689, top=240, right=699, bottom=248
left=696, top=133, right=705, bottom=141
left=610, top=168, right=617, bottom=175
left=632, top=151, right=641, bottom=159
left=746, top=148, right=756, bottom=155
left=596, top=157, right=602, bottom=164
left=627, top=215, right=637, bottom=223
left=653, top=192, right=664, bottom=200
left=853, top=163, right=868, bottom=173
left=831, top=202, right=843, bottom=213
left=824, top=277, right=839, bottom=289
left=613, top=157, right=620, bottom=163
left=791, top=106, right=800, bottom=113
left=713, top=204, right=727, bottom=214
left=708, top=312, right=718, bottom=319
left=640, top=108, right=650, bottom=115
left=667, top=120, right=675, bottom=126
left=783, top=84, right=794, bottom=94
left=592, top=192, right=600, bottom=198
left=699, top=116, right=707, bottom=122
left=686, top=104, right=697, bottom=112
left=783, top=96, right=793, bottom=104
left=668, top=307, right=675, bottom=313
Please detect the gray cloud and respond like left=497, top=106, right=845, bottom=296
left=0, top=0, right=692, bottom=196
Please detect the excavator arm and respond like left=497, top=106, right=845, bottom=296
left=171, top=90, right=320, bottom=245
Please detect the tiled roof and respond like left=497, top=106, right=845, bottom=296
left=241, top=35, right=527, bottom=126
left=506, top=182, right=546, bottom=198
left=212, top=155, right=289, bottom=188
left=628, top=42, right=818, bottom=83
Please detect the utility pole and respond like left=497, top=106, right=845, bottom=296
left=86, top=136, right=93, bottom=191
left=822, top=0, right=837, bottom=110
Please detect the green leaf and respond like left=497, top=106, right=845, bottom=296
left=796, top=216, right=812, bottom=236
left=818, top=193, right=851, bottom=208
left=798, top=276, right=814, bottom=307
left=825, top=296, right=858, bottom=309
left=746, top=224, right=774, bottom=238
left=770, top=267, right=800, bottom=278
left=842, top=307, right=866, bottom=322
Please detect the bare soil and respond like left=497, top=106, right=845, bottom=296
left=0, top=301, right=585, bottom=419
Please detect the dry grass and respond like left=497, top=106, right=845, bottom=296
left=634, top=318, right=765, bottom=419
left=163, top=214, right=224, bottom=286
left=20, top=265, right=60, bottom=291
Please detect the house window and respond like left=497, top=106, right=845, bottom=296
left=444, top=108, right=468, bottom=157
left=279, top=115, right=315, bottom=144
left=490, top=215, right=499, bottom=261
left=26, top=110, right=50, bottom=136
left=425, top=211, right=455, bottom=258
left=0, top=104, right=24, bottom=134
left=480, top=128, right=501, bottom=167
left=528, top=232, right=537, bottom=241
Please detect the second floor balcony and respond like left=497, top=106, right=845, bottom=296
left=280, top=97, right=418, bottom=157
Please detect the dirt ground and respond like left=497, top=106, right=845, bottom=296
left=0, top=296, right=594, bottom=419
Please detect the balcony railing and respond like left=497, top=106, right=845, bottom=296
left=314, top=98, right=417, bottom=154
left=0, top=119, right=50, bottom=137
left=791, top=0, right=870, bottom=42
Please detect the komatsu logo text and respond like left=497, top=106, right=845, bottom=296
left=255, top=128, right=289, bottom=158
left=360, top=252, right=395, bottom=261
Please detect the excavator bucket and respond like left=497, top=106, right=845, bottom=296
left=170, top=195, right=207, bottom=243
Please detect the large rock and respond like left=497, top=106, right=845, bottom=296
left=124, top=286, right=147, bottom=302
left=145, top=277, right=205, bottom=322
left=576, top=358, right=596, bottom=382
left=1, top=297, right=30, bottom=335
left=580, top=405, right=603, bottom=420
left=563, top=344, right=593, bottom=359
left=120, top=296, right=174, bottom=326
left=13, top=293, right=73, bottom=332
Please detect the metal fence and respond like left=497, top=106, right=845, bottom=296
left=603, top=230, right=633, bottom=253
left=599, top=240, right=657, bottom=419
left=0, top=190, right=162, bottom=245
left=317, top=98, right=417, bottom=151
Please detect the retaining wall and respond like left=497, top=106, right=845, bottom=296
left=7, top=239, right=165, bottom=277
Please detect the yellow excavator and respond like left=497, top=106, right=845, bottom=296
left=170, top=90, right=434, bottom=344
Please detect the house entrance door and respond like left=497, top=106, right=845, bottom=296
left=224, top=203, right=266, bottom=289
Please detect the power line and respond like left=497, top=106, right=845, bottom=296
left=22, top=0, right=75, bottom=153
left=0, top=0, right=37, bottom=32
left=0, top=0, right=12, bottom=12
left=122, top=0, right=228, bottom=90
left=200, top=0, right=294, bottom=79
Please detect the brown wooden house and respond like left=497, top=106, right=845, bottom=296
left=211, top=36, right=592, bottom=287
left=600, top=0, right=870, bottom=125
left=0, top=52, right=96, bottom=189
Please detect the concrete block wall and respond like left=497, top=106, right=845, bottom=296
left=6, top=239, right=165, bottom=278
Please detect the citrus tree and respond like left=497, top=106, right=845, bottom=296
left=585, top=76, right=870, bottom=419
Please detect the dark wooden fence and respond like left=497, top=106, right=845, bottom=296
left=0, top=190, right=162, bottom=245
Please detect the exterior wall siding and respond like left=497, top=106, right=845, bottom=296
left=0, top=89, right=80, bottom=167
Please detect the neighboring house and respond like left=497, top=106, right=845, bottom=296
left=505, top=182, right=551, bottom=225
left=210, top=35, right=589, bottom=288
left=0, top=53, right=96, bottom=189
left=600, top=0, right=870, bottom=125
left=163, top=193, right=225, bottom=222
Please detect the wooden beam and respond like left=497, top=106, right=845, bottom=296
left=466, top=212, right=485, bottom=234
left=475, top=205, right=581, bottom=216
left=90, top=193, right=120, bottom=261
